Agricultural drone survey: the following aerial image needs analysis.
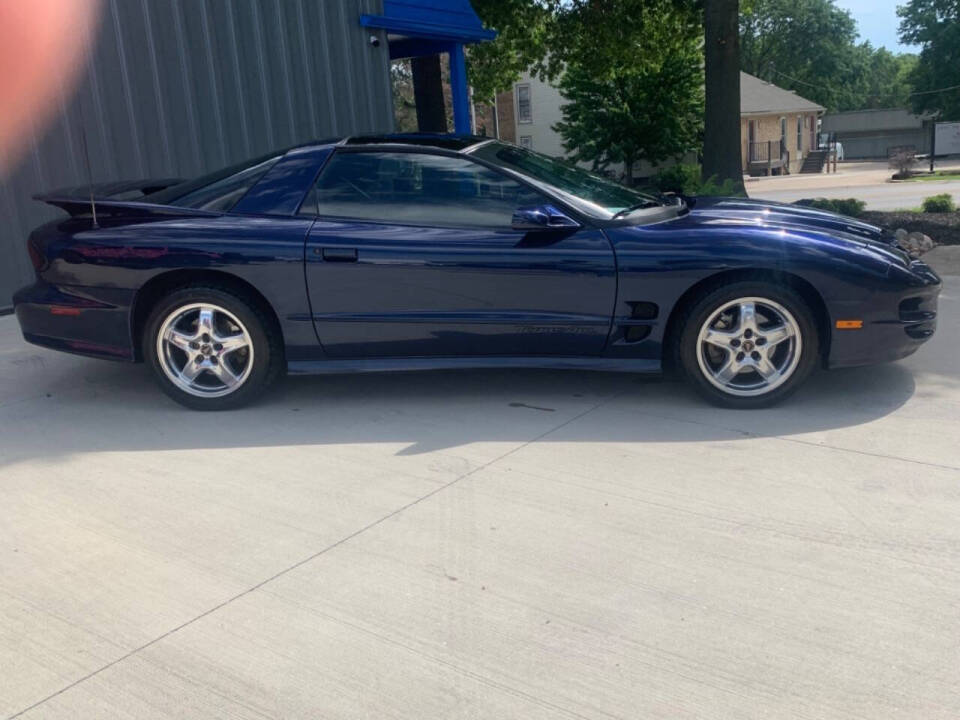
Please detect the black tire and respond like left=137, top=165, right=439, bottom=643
left=143, top=285, right=284, bottom=410
left=676, top=281, right=819, bottom=409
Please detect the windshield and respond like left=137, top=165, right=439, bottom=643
left=468, top=141, right=664, bottom=219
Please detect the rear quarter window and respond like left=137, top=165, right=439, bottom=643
left=168, top=156, right=281, bottom=212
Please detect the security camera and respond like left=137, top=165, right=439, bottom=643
left=369, top=35, right=380, bottom=47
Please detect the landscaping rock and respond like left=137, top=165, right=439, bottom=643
left=860, top=211, right=960, bottom=248
left=895, top=230, right=936, bottom=257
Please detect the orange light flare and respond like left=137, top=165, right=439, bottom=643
left=0, top=0, right=102, bottom=174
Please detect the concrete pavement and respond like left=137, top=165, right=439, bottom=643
left=1, top=267, right=959, bottom=718
left=748, top=160, right=960, bottom=210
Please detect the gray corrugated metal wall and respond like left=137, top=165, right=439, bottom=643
left=834, top=130, right=931, bottom=160
left=0, top=0, right=393, bottom=308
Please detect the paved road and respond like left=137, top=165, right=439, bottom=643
left=749, top=178, right=960, bottom=210
left=1, top=265, right=959, bottom=719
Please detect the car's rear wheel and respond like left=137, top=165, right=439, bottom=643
left=144, top=286, right=282, bottom=410
left=677, top=281, right=819, bottom=408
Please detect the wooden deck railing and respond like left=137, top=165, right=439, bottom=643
left=748, top=138, right=786, bottom=164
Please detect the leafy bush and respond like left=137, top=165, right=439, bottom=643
left=698, top=175, right=742, bottom=197
left=795, top=197, right=866, bottom=217
left=651, top=164, right=701, bottom=195
left=650, top=165, right=745, bottom=197
left=921, top=193, right=957, bottom=213
left=889, top=148, right=917, bottom=178
left=830, top=198, right=867, bottom=217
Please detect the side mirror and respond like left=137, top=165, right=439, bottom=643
left=511, top=204, right=580, bottom=231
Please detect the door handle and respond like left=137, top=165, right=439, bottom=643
left=321, top=247, right=358, bottom=262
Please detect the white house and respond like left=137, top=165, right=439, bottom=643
left=492, top=70, right=694, bottom=179
left=488, top=70, right=825, bottom=179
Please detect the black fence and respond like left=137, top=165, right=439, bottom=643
left=748, top=138, right=787, bottom=164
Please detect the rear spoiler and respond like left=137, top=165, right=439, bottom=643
left=34, top=178, right=220, bottom=219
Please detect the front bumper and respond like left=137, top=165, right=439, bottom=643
left=827, top=260, right=941, bottom=369
left=13, top=280, right=137, bottom=361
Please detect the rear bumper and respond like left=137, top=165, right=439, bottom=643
left=13, top=280, right=137, bottom=361
left=827, top=261, right=941, bottom=369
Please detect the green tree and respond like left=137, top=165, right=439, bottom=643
left=741, top=0, right=918, bottom=111
left=854, top=45, right=917, bottom=109
left=467, top=0, right=560, bottom=104
left=390, top=61, right=418, bottom=132
left=740, top=0, right=864, bottom=110
left=898, top=0, right=960, bottom=119
left=552, top=0, right=704, bottom=183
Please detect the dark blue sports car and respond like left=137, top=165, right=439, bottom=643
left=14, top=134, right=941, bottom=409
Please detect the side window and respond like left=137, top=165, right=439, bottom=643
left=310, top=152, right=546, bottom=228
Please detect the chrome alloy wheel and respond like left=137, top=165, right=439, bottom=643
left=156, top=303, right=254, bottom=398
left=696, top=296, right=802, bottom=397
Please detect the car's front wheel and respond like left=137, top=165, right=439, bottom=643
left=143, top=286, right=282, bottom=410
left=677, top=281, right=819, bottom=408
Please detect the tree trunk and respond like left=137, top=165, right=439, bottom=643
left=703, top=0, right=745, bottom=194
left=624, top=159, right=634, bottom=186
left=411, top=55, right=447, bottom=133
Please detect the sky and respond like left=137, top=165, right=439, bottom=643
left=834, top=0, right=921, bottom=53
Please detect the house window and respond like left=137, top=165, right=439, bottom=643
left=519, top=135, right=533, bottom=149
left=517, top=84, right=532, bottom=124
left=797, top=116, right=803, bottom=151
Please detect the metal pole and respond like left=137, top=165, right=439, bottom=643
left=930, top=121, right=936, bottom=173
left=78, top=117, right=98, bottom=228
left=448, top=43, right=471, bottom=134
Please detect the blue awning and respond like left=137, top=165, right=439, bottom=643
left=362, top=1, right=495, bottom=135
left=360, top=0, right=496, bottom=43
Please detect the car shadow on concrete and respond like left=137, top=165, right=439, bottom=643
left=0, top=356, right=918, bottom=465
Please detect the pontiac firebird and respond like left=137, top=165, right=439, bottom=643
left=13, top=134, right=941, bottom=410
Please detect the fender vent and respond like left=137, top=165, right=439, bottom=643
left=628, top=301, right=658, bottom=320
left=624, top=325, right=652, bottom=343
left=899, top=296, right=935, bottom=323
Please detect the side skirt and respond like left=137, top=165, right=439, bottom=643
left=287, top=356, right=661, bottom=376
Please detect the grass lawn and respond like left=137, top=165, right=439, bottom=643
left=899, top=170, right=960, bottom=182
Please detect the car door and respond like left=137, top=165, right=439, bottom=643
left=302, top=149, right=616, bottom=358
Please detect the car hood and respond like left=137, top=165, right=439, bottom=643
left=689, top=196, right=896, bottom=247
